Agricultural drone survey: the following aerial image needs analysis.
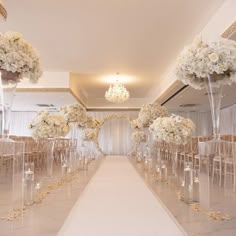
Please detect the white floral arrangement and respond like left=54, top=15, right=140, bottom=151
left=132, top=130, right=147, bottom=144
left=130, top=118, right=142, bottom=129
left=149, top=114, right=195, bottom=145
left=176, top=37, right=236, bottom=89
left=85, top=116, right=101, bottom=129
left=138, top=103, right=169, bottom=127
left=0, top=31, right=42, bottom=83
left=29, top=111, right=69, bottom=139
left=60, top=103, right=87, bottom=127
left=83, top=128, right=98, bottom=142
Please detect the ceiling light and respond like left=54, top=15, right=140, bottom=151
left=105, top=73, right=130, bottom=104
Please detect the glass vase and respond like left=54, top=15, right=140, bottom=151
left=205, top=75, right=224, bottom=140
left=183, top=162, right=193, bottom=204
left=24, top=162, right=34, bottom=206
left=0, top=70, right=18, bottom=141
left=46, top=138, right=55, bottom=177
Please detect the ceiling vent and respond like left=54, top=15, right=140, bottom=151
left=179, top=104, right=198, bottom=108
left=36, top=104, right=55, bottom=107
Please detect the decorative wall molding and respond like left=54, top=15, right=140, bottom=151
left=221, top=21, right=236, bottom=38
left=154, top=80, right=185, bottom=105
left=16, top=88, right=70, bottom=93
left=0, top=2, right=7, bottom=20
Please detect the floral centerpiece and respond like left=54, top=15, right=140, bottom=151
left=176, top=37, right=236, bottom=89
left=29, top=111, right=69, bottom=139
left=132, top=130, right=147, bottom=144
left=85, top=116, right=101, bottom=129
left=130, top=118, right=142, bottom=130
left=138, top=103, right=169, bottom=127
left=0, top=32, right=42, bottom=140
left=83, top=128, right=98, bottom=142
left=149, top=114, right=195, bottom=145
left=0, top=31, right=42, bottom=83
left=176, top=37, right=236, bottom=140
left=60, top=103, right=87, bottom=127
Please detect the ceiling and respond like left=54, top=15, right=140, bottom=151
left=0, top=0, right=226, bottom=109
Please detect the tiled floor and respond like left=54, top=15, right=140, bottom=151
left=131, top=158, right=236, bottom=236
left=0, top=159, right=102, bottom=236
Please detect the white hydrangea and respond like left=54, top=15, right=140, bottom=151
left=138, top=103, right=169, bottom=127
left=176, top=37, right=236, bottom=89
left=85, top=116, right=101, bottom=129
left=60, top=103, right=87, bottom=127
left=29, top=111, right=69, bottom=139
left=83, top=128, right=98, bottom=142
left=149, top=114, right=195, bottom=145
left=132, top=130, right=147, bottom=144
left=130, top=118, right=142, bottom=129
left=0, top=31, right=42, bottom=83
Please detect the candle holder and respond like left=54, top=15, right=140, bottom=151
left=61, top=162, right=68, bottom=176
left=183, top=162, right=193, bottom=204
left=24, top=162, right=34, bottom=206
left=155, top=164, right=161, bottom=180
left=193, top=169, right=200, bottom=202
left=160, top=160, right=168, bottom=182
left=136, top=152, right=142, bottom=163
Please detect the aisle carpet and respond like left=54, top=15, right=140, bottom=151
left=58, top=156, right=186, bottom=236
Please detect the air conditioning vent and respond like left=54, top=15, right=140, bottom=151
left=36, top=104, right=54, bottom=107
left=179, top=104, right=198, bottom=108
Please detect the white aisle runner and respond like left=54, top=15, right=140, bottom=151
left=58, top=156, right=186, bottom=236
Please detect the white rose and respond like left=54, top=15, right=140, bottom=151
left=208, top=53, right=219, bottom=63
left=193, top=37, right=202, bottom=48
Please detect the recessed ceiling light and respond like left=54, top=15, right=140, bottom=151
left=100, top=74, right=136, bottom=84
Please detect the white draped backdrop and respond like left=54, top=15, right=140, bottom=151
left=8, top=104, right=236, bottom=155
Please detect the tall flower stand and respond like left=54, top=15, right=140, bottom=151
left=0, top=140, right=25, bottom=228
left=45, top=139, right=55, bottom=177
left=197, top=76, right=225, bottom=209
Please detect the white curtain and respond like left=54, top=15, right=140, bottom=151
left=173, top=111, right=212, bottom=136
left=10, top=111, right=36, bottom=136
left=220, top=104, right=236, bottom=134
left=8, top=105, right=236, bottom=153
left=9, top=111, right=138, bottom=155
left=88, top=111, right=138, bottom=155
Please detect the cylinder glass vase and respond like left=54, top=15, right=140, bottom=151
left=46, top=138, right=55, bottom=177
left=183, top=162, right=193, bottom=204
left=205, top=75, right=224, bottom=140
left=24, top=162, right=34, bottom=206
left=0, top=70, right=18, bottom=141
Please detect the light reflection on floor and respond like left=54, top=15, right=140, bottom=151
left=131, top=158, right=236, bottom=236
left=0, top=160, right=102, bottom=236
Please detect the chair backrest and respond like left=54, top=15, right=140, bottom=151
left=198, top=141, right=217, bottom=156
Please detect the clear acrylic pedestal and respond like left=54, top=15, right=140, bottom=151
left=0, top=140, right=25, bottom=229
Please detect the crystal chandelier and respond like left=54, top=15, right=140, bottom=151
left=105, top=75, right=130, bottom=104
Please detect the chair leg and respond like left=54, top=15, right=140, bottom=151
left=233, top=164, right=236, bottom=193
left=219, top=159, right=222, bottom=187
left=212, top=160, right=215, bottom=183
left=224, top=162, right=227, bottom=188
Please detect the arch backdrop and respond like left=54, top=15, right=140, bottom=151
left=95, top=114, right=133, bottom=155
